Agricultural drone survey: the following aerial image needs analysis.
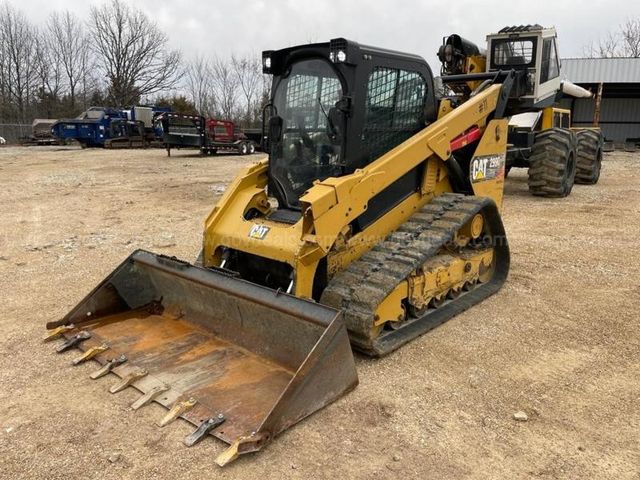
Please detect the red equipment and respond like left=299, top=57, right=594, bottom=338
left=202, top=119, right=256, bottom=155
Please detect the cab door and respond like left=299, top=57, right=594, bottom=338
left=536, top=35, right=561, bottom=102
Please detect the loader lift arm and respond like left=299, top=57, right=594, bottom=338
left=298, top=79, right=514, bottom=255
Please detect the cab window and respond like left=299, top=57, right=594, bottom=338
left=541, top=38, right=560, bottom=83
left=363, top=68, right=426, bottom=162
left=491, top=38, right=536, bottom=67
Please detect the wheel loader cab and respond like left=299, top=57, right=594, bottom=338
left=486, top=25, right=562, bottom=109
left=263, top=38, right=437, bottom=214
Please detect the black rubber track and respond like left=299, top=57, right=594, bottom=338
left=575, top=130, right=603, bottom=185
left=527, top=128, right=577, bottom=198
left=321, top=193, right=510, bottom=357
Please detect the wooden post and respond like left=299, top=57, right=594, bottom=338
left=593, top=82, right=603, bottom=126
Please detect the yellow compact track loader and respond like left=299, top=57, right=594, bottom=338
left=46, top=27, right=600, bottom=465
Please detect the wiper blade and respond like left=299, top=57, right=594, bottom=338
left=317, top=97, right=337, bottom=135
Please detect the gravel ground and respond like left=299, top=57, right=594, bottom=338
left=0, top=146, right=638, bottom=479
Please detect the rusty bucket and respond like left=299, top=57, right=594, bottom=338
left=45, top=250, right=358, bottom=465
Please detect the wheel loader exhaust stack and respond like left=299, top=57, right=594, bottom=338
left=46, top=250, right=357, bottom=465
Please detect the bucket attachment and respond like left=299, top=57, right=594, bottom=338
left=46, top=250, right=358, bottom=465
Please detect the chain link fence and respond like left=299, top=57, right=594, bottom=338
left=0, top=124, right=31, bottom=144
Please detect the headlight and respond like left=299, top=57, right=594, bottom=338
left=444, top=44, right=454, bottom=63
left=262, top=51, right=274, bottom=73
left=330, top=50, right=346, bottom=63
left=329, top=38, right=349, bottom=64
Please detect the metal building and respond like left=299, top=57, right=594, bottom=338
left=560, top=57, right=640, bottom=147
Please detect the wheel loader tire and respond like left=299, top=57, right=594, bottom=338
left=527, top=128, right=577, bottom=198
left=575, top=130, right=603, bottom=185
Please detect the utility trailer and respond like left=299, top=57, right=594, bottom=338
left=158, top=114, right=258, bottom=157
left=156, top=113, right=206, bottom=157
left=202, top=119, right=257, bottom=155
left=241, top=128, right=265, bottom=151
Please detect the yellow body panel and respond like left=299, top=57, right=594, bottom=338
left=468, top=119, right=508, bottom=209
left=203, top=84, right=508, bottom=300
left=465, top=55, right=487, bottom=91
left=541, top=107, right=571, bottom=130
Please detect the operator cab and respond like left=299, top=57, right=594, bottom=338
left=486, top=25, right=562, bottom=109
left=262, top=38, right=437, bottom=225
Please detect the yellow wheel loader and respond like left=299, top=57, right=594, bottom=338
left=45, top=27, right=588, bottom=465
left=438, top=25, right=603, bottom=197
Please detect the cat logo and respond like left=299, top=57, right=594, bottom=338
left=471, top=157, right=488, bottom=181
left=473, top=164, right=486, bottom=180
left=248, top=224, right=270, bottom=240
left=470, top=154, right=504, bottom=183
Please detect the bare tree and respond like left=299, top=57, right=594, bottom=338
left=584, top=17, right=640, bottom=58
left=583, top=31, right=620, bottom=58
left=231, top=53, right=262, bottom=126
left=210, top=56, right=239, bottom=120
left=0, top=2, right=39, bottom=122
left=185, top=56, right=215, bottom=116
left=248, top=72, right=272, bottom=126
left=33, top=31, right=63, bottom=117
left=184, top=54, right=269, bottom=124
left=621, top=18, right=640, bottom=57
left=47, top=11, right=93, bottom=111
left=89, top=0, right=182, bottom=105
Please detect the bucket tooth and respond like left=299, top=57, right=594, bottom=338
left=72, top=343, right=109, bottom=365
left=43, top=324, right=75, bottom=342
left=130, top=384, right=170, bottom=411
left=216, top=440, right=241, bottom=467
left=158, top=398, right=197, bottom=427
left=109, top=368, right=148, bottom=393
left=183, top=414, right=225, bottom=447
left=89, top=355, right=127, bottom=379
left=215, top=433, right=268, bottom=467
left=56, top=331, right=91, bottom=353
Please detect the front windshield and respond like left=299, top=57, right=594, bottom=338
left=491, top=38, right=535, bottom=66
left=271, top=58, right=343, bottom=208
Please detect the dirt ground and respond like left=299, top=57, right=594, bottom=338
left=0, top=145, right=638, bottom=480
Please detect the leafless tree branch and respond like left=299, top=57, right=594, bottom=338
left=584, top=17, right=640, bottom=58
left=89, top=0, right=182, bottom=105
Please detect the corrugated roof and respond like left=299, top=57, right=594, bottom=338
left=561, top=57, right=640, bottom=84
